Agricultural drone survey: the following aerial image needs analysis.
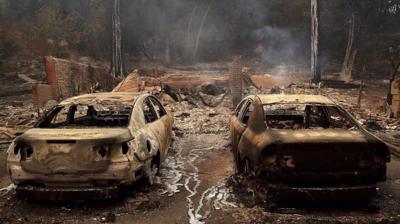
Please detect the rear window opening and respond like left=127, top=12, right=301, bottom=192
left=37, top=104, right=133, bottom=128
left=263, top=104, right=357, bottom=130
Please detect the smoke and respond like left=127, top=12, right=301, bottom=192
left=0, top=0, right=310, bottom=67
left=121, top=0, right=289, bottom=64
left=251, top=26, right=302, bottom=67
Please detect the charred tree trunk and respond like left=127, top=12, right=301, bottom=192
left=341, top=1, right=358, bottom=82
left=193, top=1, right=212, bottom=62
left=311, top=0, right=321, bottom=83
left=185, top=6, right=197, bottom=64
left=387, top=61, right=400, bottom=106
left=111, top=0, right=124, bottom=77
left=164, top=38, right=171, bottom=67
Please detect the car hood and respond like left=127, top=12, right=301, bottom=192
left=15, top=128, right=133, bottom=145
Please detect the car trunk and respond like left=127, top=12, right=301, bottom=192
left=15, top=128, right=132, bottom=175
left=267, top=129, right=389, bottom=172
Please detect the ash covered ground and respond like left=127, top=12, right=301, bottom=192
left=0, top=64, right=400, bottom=224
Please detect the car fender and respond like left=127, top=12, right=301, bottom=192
left=132, top=130, right=160, bottom=162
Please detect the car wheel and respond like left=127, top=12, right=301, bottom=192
left=235, top=154, right=241, bottom=174
left=146, top=153, right=160, bottom=185
left=266, top=189, right=278, bottom=212
left=241, top=158, right=252, bottom=176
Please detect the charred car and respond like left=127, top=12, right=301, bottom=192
left=7, top=92, right=173, bottom=198
left=230, top=94, right=390, bottom=204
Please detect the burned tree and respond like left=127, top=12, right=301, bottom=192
left=111, top=0, right=124, bottom=77
left=340, top=0, right=358, bottom=82
left=311, top=0, right=321, bottom=83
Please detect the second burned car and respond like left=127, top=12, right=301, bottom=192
left=230, top=94, right=390, bottom=205
left=7, top=92, right=173, bottom=198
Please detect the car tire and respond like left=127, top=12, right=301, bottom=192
left=235, top=154, right=241, bottom=174
left=243, top=158, right=251, bottom=176
left=241, top=158, right=252, bottom=176
left=266, top=191, right=278, bottom=212
left=146, top=152, right=160, bottom=185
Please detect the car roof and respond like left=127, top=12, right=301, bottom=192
left=255, top=94, right=336, bottom=105
left=59, top=92, right=144, bottom=106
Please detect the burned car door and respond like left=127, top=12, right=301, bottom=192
left=236, top=96, right=271, bottom=172
left=129, top=97, right=160, bottom=163
left=230, top=99, right=249, bottom=170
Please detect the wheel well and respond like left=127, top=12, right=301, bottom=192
left=152, top=150, right=161, bottom=167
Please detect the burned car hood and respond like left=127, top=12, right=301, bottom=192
left=16, top=128, right=133, bottom=145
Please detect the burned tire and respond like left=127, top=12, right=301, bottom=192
left=146, top=152, right=160, bottom=185
left=266, top=188, right=279, bottom=212
left=239, top=157, right=253, bottom=177
left=235, top=154, right=242, bottom=174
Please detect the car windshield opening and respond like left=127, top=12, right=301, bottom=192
left=37, top=103, right=132, bottom=128
left=263, top=104, right=357, bottom=130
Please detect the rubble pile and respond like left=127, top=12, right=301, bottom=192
left=0, top=95, right=37, bottom=153
left=167, top=100, right=231, bottom=134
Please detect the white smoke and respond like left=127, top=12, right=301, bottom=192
left=251, top=26, right=301, bottom=66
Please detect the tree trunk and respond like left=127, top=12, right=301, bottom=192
left=164, top=38, right=171, bottom=67
left=111, top=0, right=124, bottom=77
left=193, top=1, right=212, bottom=62
left=340, top=5, right=357, bottom=82
left=387, top=61, right=400, bottom=106
left=311, top=0, right=321, bottom=83
left=185, top=6, right=197, bottom=63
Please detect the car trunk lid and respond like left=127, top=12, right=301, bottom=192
left=15, top=128, right=132, bottom=175
left=267, top=129, right=387, bottom=172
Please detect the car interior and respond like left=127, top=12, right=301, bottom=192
left=239, top=102, right=357, bottom=130
left=38, top=104, right=133, bottom=128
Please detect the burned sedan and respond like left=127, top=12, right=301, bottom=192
left=230, top=94, right=390, bottom=203
left=7, top=92, right=173, bottom=198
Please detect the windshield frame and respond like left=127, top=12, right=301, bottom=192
left=35, top=102, right=134, bottom=129
left=262, top=103, right=360, bottom=130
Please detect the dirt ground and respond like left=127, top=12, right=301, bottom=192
left=1, top=69, right=400, bottom=223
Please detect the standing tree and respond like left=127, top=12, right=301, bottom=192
left=340, top=0, right=358, bottom=82
left=111, top=0, right=124, bottom=77
left=311, top=0, right=321, bottom=83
